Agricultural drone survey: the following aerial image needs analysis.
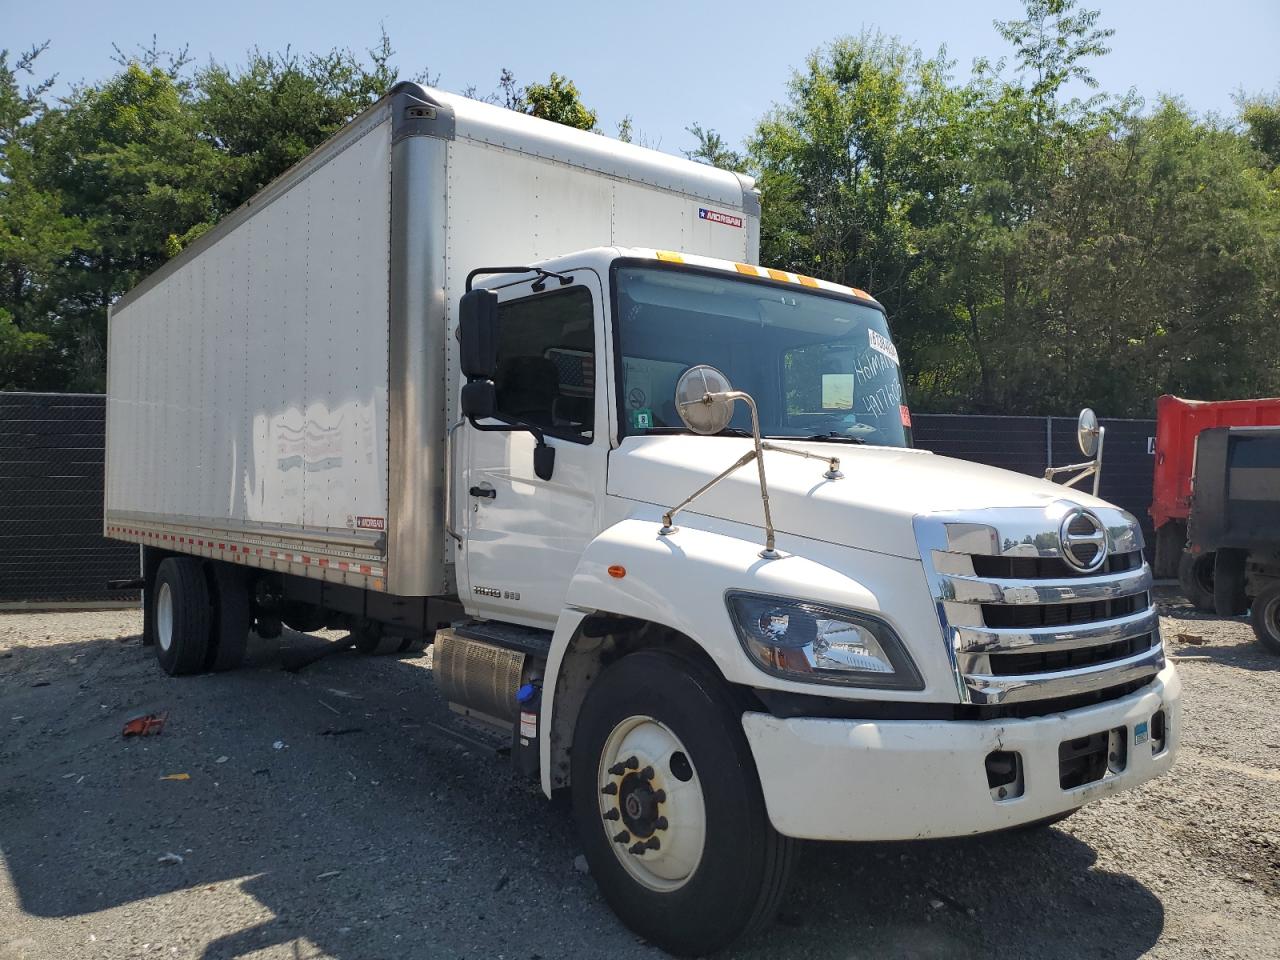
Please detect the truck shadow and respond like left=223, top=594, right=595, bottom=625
left=0, top=627, right=1163, bottom=960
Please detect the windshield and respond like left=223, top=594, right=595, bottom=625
left=614, top=265, right=911, bottom=447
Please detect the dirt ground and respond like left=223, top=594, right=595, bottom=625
left=1, top=588, right=1277, bottom=960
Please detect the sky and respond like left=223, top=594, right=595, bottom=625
left=5, top=0, right=1278, bottom=157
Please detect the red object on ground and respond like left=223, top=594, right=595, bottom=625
left=1151, top=395, right=1280, bottom=530
left=121, top=712, right=167, bottom=737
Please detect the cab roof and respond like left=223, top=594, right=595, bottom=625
left=616, top=248, right=881, bottom=307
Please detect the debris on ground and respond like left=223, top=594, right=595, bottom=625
left=1175, top=632, right=1206, bottom=645
left=159, top=773, right=190, bottom=781
left=156, top=852, right=184, bottom=866
left=121, top=712, right=167, bottom=737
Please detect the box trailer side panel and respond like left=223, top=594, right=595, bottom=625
left=106, top=83, right=761, bottom=598
left=105, top=111, right=393, bottom=587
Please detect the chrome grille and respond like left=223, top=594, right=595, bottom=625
left=915, top=503, right=1164, bottom=706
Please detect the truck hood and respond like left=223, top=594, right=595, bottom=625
left=607, top=436, right=1114, bottom=560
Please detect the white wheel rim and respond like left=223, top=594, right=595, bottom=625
left=597, top=715, right=706, bottom=893
left=156, top=581, right=174, bottom=653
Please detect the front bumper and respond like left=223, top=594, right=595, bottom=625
left=742, top=662, right=1181, bottom=841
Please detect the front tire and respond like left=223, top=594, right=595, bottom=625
left=1250, top=583, right=1280, bottom=656
left=571, top=650, right=794, bottom=956
left=1178, top=550, right=1216, bottom=612
left=153, top=557, right=212, bottom=676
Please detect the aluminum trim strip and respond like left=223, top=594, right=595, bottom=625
left=955, top=608, right=1159, bottom=655
left=105, top=510, right=383, bottom=553
left=940, top=566, right=1153, bottom=605
left=962, top=643, right=1165, bottom=705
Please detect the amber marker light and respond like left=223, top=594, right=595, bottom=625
left=607, top=565, right=627, bottom=579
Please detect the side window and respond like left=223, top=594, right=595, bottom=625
left=494, top=287, right=595, bottom=442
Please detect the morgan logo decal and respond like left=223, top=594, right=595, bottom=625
left=354, top=516, right=386, bottom=531
left=699, top=207, right=743, bottom=229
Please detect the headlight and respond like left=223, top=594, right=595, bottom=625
left=726, top=591, right=924, bottom=690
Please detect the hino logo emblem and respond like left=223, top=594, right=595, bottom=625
left=1059, top=507, right=1107, bottom=572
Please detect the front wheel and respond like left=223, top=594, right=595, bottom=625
left=1250, top=583, right=1280, bottom=656
left=571, top=650, right=794, bottom=957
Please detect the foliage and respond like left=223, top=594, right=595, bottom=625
left=692, top=1, right=1280, bottom=416
left=2, top=2, right=1277, bottom=415
left=522, top=73, right=597, bottom=131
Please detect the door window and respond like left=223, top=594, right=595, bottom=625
left=493, top=287, right=595, bottom=443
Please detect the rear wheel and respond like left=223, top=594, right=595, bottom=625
left=153, top=557, right=212, bottom=676
left=1177, top=550, right=1216, bottom=612
left=1213, top=549, right=1250, bottom=617
left=571, top=650, right=794, bottom=956
left=353, top=620, right=402, bottom=655
left=206, top=564, right=252, bottom=672
left=1250, top=583, right=1280, bottom=656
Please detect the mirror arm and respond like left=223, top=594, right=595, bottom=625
left=663, top=389, right=782, bottom=559
left=466, top=417, right=556, bottom=482
left=1042, top=426, right=1106, bottom=494
left=659, top=449, right=759, bottom=535
left=759, top=442, right=843, bottom=480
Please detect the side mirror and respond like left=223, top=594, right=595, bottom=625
left=1077, top=408, right=1100, bottom=458
left=459, top=289, right=498, bottom=380
left=460, top=380, right=495, bottom=420
left=674, top=365, right=736, bottom=435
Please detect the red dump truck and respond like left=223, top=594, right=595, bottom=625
left=1150, top=395, right=1280, bottom=610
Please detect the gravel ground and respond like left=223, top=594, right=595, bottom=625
left=1, top=588, right=1277, bottom=960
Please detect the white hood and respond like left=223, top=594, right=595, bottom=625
left=607, top=436, right=1113, bottom=560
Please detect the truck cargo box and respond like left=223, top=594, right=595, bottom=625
left=105, top=83, right=760, bottom=597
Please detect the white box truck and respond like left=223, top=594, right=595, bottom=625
left=105, top=82, right=1181, bottom=955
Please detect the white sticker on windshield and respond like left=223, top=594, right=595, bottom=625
left=868, top=329, right=899, bottom=366
left=821, top=374, right=854, bottom=410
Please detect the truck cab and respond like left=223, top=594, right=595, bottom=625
left=448, top=246, right=1179, bottom=953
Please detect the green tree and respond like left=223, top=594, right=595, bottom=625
left=0, top=43, right=91, bottom=388
left=521, top=72, right=597, bottom=131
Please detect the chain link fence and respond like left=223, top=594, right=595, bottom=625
left=0, top=392, right=137, bottom=606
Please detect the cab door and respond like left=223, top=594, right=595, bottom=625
left=458, top=271, right=609, bottom=628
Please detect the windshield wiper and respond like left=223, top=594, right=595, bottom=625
left=779, top=432, right=868, bottom=445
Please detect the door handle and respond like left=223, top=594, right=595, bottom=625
left=469, top=485, right=497, bottom=500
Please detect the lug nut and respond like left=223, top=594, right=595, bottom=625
left=600, top=782, right=617, bottom=795
left=644, top=836, right=661, bottom=851
left=602, top=808, right=620, bottom=821
left=608, top=763, right=625, bottom=776
left=627, top=841, right=646, bottom=855
left=640, top=766, right=654, bottom=781
left=624, top=755, right=639, bottom=769
left=652, top=789, right=666, bottom=803
left=613, top=831, right=630, bottom=844
left=654, top=816, right=668, bottom=831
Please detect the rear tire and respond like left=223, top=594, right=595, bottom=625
left=1178, top=550, right=1216, bottom=612
left=153, top=557, right=212, bottom=676
left=206, top=564, right=251, bottom=672
left=1250, top=583, right=1280, bottom=656
left=1213, top=549, right=1249, bottom=617
left=353, top=620, right=401, bottom=655
left=571, top=650, right=794, bottom=957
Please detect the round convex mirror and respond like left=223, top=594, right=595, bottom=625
left=674, top=365, right=735, bottom=436
left=1077, top=408, right=1100, bottom=457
